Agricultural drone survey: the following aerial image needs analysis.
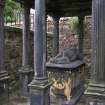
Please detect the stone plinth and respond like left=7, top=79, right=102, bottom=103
left=19, top=66, right=33, bottom=97
left=29, top=79, right=51, bottom=105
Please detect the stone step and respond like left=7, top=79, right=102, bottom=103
left=85, top=83, right=105, bottom=97
left=85, top=91, right=105, bottom=97
left=87, top=87, right=105, bottom=92
left=89, top=83, right=105, bottom=88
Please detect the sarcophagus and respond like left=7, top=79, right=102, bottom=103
left=46, top=43, right=85, bottom=101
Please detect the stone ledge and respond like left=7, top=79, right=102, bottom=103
left=85, top=82, right=105, bottom=97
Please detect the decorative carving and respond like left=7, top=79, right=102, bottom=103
left=49, top=43, right=83, bottom=64
left=48, top=66, right=85, bottom=101
left=49, top=71, right=72, bottom=100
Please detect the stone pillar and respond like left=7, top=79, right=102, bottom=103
left=78, top=16, right=84, bottom=54
left=46, top=15, right=48, bottom=61
left=85, top=0, right=105, bottom=104
left=0, top=0, right=8, bottom=75
left=22, top=5, right=30, bottom=66
left=29, top=0, right=51, bottom=104
left=53, top=16, right=60, bottom=57
left=0, top=0, right=9, bottom=96
left=19, top=5, right=33, bottom=97
left=0, top=0, right=5, bottom=72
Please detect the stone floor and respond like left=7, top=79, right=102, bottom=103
left=10, top=95, right=66, bottom=105
left=0, top=92, right=85, bottom=105
left=0, top=86, right=90, bottom=105
left=1, top=89, right=105, bottom=105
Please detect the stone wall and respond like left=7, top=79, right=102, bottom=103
left=4, top=27, right=53, bottom=80
left=4, top=27, right=23, bottom=80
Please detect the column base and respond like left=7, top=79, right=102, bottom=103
left=84, top=82, right=105, bottom=105
left=0, top=71, right=10, bottom=99
left=19, top=66, right=33, bottom=97
left=29, top=79, right=52, bottom=105
left=0, top=71, right=9, bottom=81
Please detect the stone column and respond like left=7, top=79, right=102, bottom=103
left=53, top=16, right=60, bottom=57
left=19, top=5, right=33, bottom=97
left=22, top=5, right=30, bottom=66
left=78, top=16, right=84, bottom=54
left=0, top=0, right=5, bottom=72
left=85, top=0, right=105, bottom=104
left=0, top=0, right=8, bottom=75
left=46, top=15, right=48, bottom=61
left=29, top=0, right=51, bottom=104
left=0, top=0, right=9, bottom=96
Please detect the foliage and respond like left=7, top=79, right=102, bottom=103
left=4, top=0, right=22, bottom=22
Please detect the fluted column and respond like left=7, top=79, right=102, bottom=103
left=0, top=0, right=5, bottom=71
left=53, top=16, right=60, bottom=57
left=29, top=0, right=51, bottom=104
left=85, top=0, right=105, bottom=101
left=90, top=0, right=105, bottom=83
left=78, top=16, right=84, bottom=54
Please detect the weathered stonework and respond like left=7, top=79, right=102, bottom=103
left=4, top=27, right=22, bottom=80
left=4, top=17, right=92, bottom=88
left=4, top=27, right=53, bottom=78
